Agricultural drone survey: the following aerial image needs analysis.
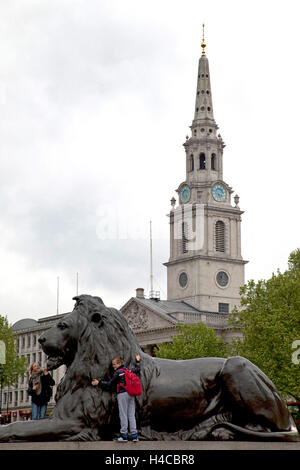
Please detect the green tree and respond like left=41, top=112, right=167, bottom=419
left=0, top=315, right=27, bottom=387
left=229, top=249, right=300, bottom=399
left=154, top=322, right=225, bottom=360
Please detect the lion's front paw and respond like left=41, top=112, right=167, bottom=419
left=0, top=428, right=11, bottom=442
left=211, top=427, right=235, bottom=441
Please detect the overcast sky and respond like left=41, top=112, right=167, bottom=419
left=1, top=0, right=299, bottom=325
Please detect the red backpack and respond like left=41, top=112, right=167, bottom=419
left=117, top=368, right=142, bottom=396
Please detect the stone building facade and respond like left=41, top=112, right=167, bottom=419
left=121, top=288, right=241, bottom=355
left=1, top=315, right=66, bottom=423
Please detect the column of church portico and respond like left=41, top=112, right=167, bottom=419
left=141, top=345, right=155, bottom=356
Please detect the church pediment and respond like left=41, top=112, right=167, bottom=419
left=121, top=298, right=175, bottom=331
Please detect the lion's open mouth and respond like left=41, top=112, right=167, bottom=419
left=46, top=355, right=65, bottom=371
left=41, top=345, right=66, bottom=371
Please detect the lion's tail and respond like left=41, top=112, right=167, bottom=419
left=213, top=416, right=299, bottom=442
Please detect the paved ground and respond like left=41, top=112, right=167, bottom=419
left=0, top=440, right=299, bottom=450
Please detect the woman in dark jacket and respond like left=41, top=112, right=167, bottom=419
left=27, top=363, right=55, bottom=420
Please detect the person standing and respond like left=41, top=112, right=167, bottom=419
left=91, top=354, right=141, bottom=441
left=27, top=363, right=55, bottom=420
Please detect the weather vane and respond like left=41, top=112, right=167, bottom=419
left=201, top=23, right=206, bottom=56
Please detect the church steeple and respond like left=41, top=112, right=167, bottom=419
left=165, top=28, right=247, bottom=315
left=191, top=26, right=217, bottom=139
left=183, top=27, right=224, bottom=187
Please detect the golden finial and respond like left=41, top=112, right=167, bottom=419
left=201, top=23, right=206, bottom=56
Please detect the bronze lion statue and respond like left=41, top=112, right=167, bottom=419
left=0, top=294, right=298, bottom=442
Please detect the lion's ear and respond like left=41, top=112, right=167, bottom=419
left=90, top=311, right=103, bottom=325
left=72, top=296, right=81, bottom=307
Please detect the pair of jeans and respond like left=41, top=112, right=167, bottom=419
left=117, top=391, right=137, bottom=435
left=31, top=402, right=47, bottom=420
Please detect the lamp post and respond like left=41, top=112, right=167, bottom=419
left=6, top=386, right=9, bottom=424
left=0, top=366, right=3, bottom=424
left=0, top=340, right=6, bottom=425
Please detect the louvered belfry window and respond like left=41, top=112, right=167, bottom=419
left=199, top=153, right=206, bottom=170
left=215, top=220, right=225, bottom=252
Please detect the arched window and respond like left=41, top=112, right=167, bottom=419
left=199, top=153, right=206, bottom=170
left=189, top=154, right=194, bottom=172
left=211, top=153, right=216, bottom=171
left=215, top=220, right=225, bottom=252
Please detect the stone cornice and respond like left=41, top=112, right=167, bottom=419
left=184, top=136, right=225, bottom=149
left=164, top=254, right=248, bottom=266
left=205, top=204, right=244, bottom=216
left=135, top=325, right=176, bottom=336
left=134, top=323, right=236, bottom=344
left=169, top=204, right=244, bottom=221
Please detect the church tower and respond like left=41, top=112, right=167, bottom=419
left=164, top=26, right=247, bottom=314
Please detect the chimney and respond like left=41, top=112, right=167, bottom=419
left=136, top=288, right=145, bottom=299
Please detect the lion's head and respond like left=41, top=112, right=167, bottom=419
left=38, top=295, right=106, bottom=370
left=38, top=295, right=153, bottom=392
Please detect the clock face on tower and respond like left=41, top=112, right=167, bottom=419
left=179, top=272, right=188, bottom=288
left=180, top=185, right=191, bottom=203
left=212, top=183, right=227, bottom=202
left=216, top=271, right=229, bottom=287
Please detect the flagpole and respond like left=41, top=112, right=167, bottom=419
left=150, top=220, right=153, bottom=294
left=57, top=276, right=60, bottom=315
